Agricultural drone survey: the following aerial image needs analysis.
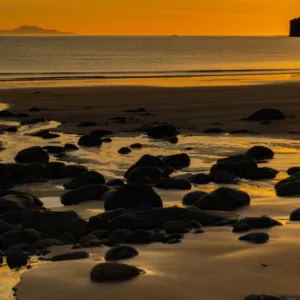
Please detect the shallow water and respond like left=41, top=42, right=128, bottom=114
left=1, top=120, right=300, bottom=299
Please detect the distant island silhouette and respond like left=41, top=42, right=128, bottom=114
left=0, top=25, right=73, bottom=35
left=290, top=18, right=300, bottom=37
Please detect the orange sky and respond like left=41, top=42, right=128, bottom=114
left=1, top=0, right=300, bottom=35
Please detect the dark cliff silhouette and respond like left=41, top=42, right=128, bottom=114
left=290, top=18, right=300, bottom=37
left=0, top=25, right=73, bottom=35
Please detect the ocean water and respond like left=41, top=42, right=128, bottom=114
left=1, top=36, right=300, bottom=87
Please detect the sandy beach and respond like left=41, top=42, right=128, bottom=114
left=1, top=82, right=300, bottom=300
left=2, top=82, right=300, bottom=136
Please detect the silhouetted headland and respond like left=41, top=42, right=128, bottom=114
left=290, top=18, right=300, bottom=37
left=0, top=25, right=73, bottom=35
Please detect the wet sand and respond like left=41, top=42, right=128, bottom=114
left=1, top=83, right=300, bottom=300
left=1, top=82, right=300, bottom=135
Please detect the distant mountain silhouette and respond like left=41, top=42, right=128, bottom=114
left=0, top=25, right=73, bottom=35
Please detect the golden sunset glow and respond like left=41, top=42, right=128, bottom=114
left=1, top=0, right=300, bottom=35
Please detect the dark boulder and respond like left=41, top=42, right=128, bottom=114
left=156, top=178, right=191, bottom=190
left=212, top=170, right=239, bottom=184
left=77, top=121, right=97, bottom=127
left=44, top=162, right=65, bottom=179
left=242, top=167, right=277, bottom=180
left=20, top=118, right=46, bottom=126
left=63, top=171, right=106, bottom=189
left=124, top=154, right=174, bottom=178
left=276, top=180, right=300, bottom=196
left=118, top=147, right=132, bottom=155
left=90, top=262, right=143, bottom=282
left=0, top=220, right=17, bottom=235
left=211, top=161, right=241, bottom=177
left=90, top=129, right=115, bottom=138
left=126, top=108, right=146, bottom=113
left=168, top=136, right=178, bottom=144
left=165, top=221, right=187, bottom=234
left=104, top=184, right=162, bottom=211
left=58, top=164, right=88, bottom=179
left=203, top=128, right=223, bottom=134
left=15, top=146, right=49, bottom=163
left=78, top=134, right=102, bottom=147
left=58, top=232, right=76, bottom=245
left=105, top=246, right=139, bottom=261
left=188, top=221, right=202, bottom=229
left=0, top=191, right=43, bottom=213
left=43, top=146, right=65, bottom=154
left=88, top=208, right=129, bottom=231
left=147, top=123, right=179, bottom=139
left=127, top=166, right=166, bottom=183
left=22, top=210, right=87, bottom=239
left=107, top=179, right=124, bottom=186
left=124, top=229, right=152, bottom=244
left=246, top=146, right=274, bottom=160
left=0, top=229, right=42, bottom=250
left=0, top=110, right=16, bottom=118
left=0, top=126, right=18, bottom=133
left=246, top=108, right=285, bottom=121
left=64, top=143, right=79, bottom=151
left=182, top=191, right=207, bottom=206
left=51, top=251, right=90, bottom=261
left=130, top=143, right=143, bottom=149
left=6, top=248, right=28, bottom=269
left=217, top=154, right=254, bottom=164
left=239, top=232, right=270, bottom=244
left=195, top=187, right=251, bottom=211
left=91, top=230, right=108, bottom=240
left=30, top=239, right=63, bottom=250
left=61, top=184, right=110, bottom=205
left=29, top=107, right=41, bottom=112
left=0, top=210, right=24, bottom=224
left=108, top=229, right=129, bottom=244
left=31, top=130, right=59, bottom=139
left=189, top=173, right=211, bottom=184
left=78, top=234, right=98, bottom=247
left=108, top=206, right=233, bottom=231
left=290, top=208, right=300, bottom=221
left=162, top=153, right=190, bottom=169
left=102, top=137, right=112, bottom=143
left=244, top=295, right=283, bottom=300
left=233, top=216, right=281, bottom=232
left=287, top=167, right=300, bottom=175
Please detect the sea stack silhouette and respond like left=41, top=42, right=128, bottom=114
left=290, top=18, right=300, bottom=37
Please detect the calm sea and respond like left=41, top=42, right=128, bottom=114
left=1, top=36, right=300, bottom=87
